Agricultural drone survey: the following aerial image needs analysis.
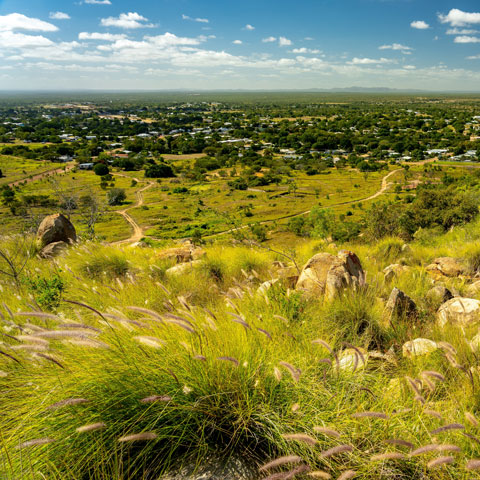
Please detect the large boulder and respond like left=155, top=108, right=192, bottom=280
left=383, top=264, right=410, bottom=283
left=426, top=285, right=454, bottom=306
left=296, top=250, right=365, bottom=300
left=466, top=281, right=480, bottom=297
left=39, top=241, right=68, bottom=259
left=384, top=288, right=417, bottom=324
left=402, top=338, right=438, bottom=358
left=426, top=257, right=466, bottom=278
left=37, top=213, right=76, bottom=247
left=437, top=297, right=480, bottom=328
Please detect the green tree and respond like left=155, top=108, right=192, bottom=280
left=107, top=188, right=126, bottom=206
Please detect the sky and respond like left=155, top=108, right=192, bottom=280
left=1, top=1, right=480, bottom=91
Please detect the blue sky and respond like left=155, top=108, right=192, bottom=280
left=1, top=1, right=480, bottom=90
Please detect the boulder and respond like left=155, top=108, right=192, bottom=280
left=383, top=264, right=409, bottom=283
left=384, top=288, right=417, bottom=324
left=338, top=347, right=369, bottom=372
left=296, top=250, right=365, bottom=300
left=276, top=266, right=299, bottom=289
left=426, top=285, right=454, bottom=306
left=426, top=257, right=466, bottom=278
left=466, top=281, right=480, bottom=297
left=437, top=297, right=480, bottom=328
left=39, top=241, right=68, bottom=259
left=402, top=338, right=438, bottom=358
left=37, top=213, right=76, bottom=247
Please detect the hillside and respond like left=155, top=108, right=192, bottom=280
left=2, top=213, right=480, bottom=479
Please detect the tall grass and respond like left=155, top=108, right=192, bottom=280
left=1, top=233, right=480, bottom=479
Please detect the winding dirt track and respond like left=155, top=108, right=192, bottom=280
left=112, top=177, right=155, bottom=245
left=7, top=162, right=76, bottom=187
left=205, top=168, right=402, bottom=239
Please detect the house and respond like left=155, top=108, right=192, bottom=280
left=78, top=163, right=94, bottom=170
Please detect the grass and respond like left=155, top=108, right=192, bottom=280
left=2, top=219, right=480, bottom=478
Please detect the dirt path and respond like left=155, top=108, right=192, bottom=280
left=112, top=176, right=155, bottom=245
left=7, top=162, right=76, bottom=187
left=205, top=168, right=402, bottom=239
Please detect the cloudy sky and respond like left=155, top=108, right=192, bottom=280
left=1, top=1, right=480, bottom=91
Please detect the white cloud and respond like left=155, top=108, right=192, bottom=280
left=291, top=47, right=321, bottom=54
left=304, top=37, right=314, bottom=41
left=233, top=40, right=242, bottom=45
left=245, top=24, right=255, bottom=31
left=279, top=36, right=292, bottom=46
left=467, top=54, right=480, bottom=59
left=439, top=9, right=480, bottom=27
left=85, top=0, right=112, bottom=4
left=411, top=20, right=429, bottom=30
left=182, top=14, right=209, bottom=24
left=100, top=12, right=154, bottom=29
left=379, top=43, right=413, bottom=54
left=262, top=36, right=276, bottom=43
left=0, top=13, right=58, bottom=32
left=49, top=12, right=70, bottom=20
left=454, top=35, right=480, bottom=43
left=446, top=28, right=479, bottom=35
left=403, top=65, right=416, bottom=70
left=79, top=32, right=127, bottom=41
left=0, top=31, right=54, bottom=48
left=349, top=57, right=395, bottom=65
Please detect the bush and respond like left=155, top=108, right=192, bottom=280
left=145, top=163, right=175, bottom=178
left=107, top=188, right=127, bottom=206
left=93, top=163, right=109, bottom=176
left=25, top=274, right=66, bottom=311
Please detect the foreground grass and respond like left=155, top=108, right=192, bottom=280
left=1, top=235, right=480, bottom=479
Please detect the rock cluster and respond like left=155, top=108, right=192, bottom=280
left=295, top=250, right=365, bottom=300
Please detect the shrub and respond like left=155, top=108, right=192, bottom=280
left=107, top=188, right=126, bottom=206
left=145, top=163, right=175, bottom=178
left=93, top=163, right=109, bottom=176
left=25, top=274, right=66, bottom=311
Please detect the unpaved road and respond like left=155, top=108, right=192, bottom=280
left=7, top=162, right=76, bottom=187
left=112, top=176, right=155, bottom=245
left=205, top=168, right=402, bottom=239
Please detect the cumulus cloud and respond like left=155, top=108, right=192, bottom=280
left=233, top=40, right=242, bottom=44
left=100, top=12, right=154, bottom=29
left=279, top=36, right=292, bottom=46
left=49, top=12, right=70, bottom=20
left=262, top=36, right=276, bottom=43
left=467, top=54, right=480, bottom=59
left=0, top=31, right=54, bottom=48
left=379, top=43, right=413, bottom=54
left=84, top=0, right=112, bottom=4
left=446, top=28, right=479, bottom=35
left=439, top=9, right=480, bottom=27
left=244, top=24, right=255, bottom=30
left=0, top=13, right=58, bottom=32
left=79, top=32, right=127, bottom=41
left=291, top=47, right=321, bottom=54
left=182, top=14, right=209, bottom=24
left=454, top=35, right=480, bottom=43
left=349, top=57, right=395, bottom=65
left=411, top=20, right=429, bottom=29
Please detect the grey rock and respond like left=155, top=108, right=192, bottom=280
left=384, top=287, right=417, bottom=323
left=37, top=213, right=76, bottom=247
